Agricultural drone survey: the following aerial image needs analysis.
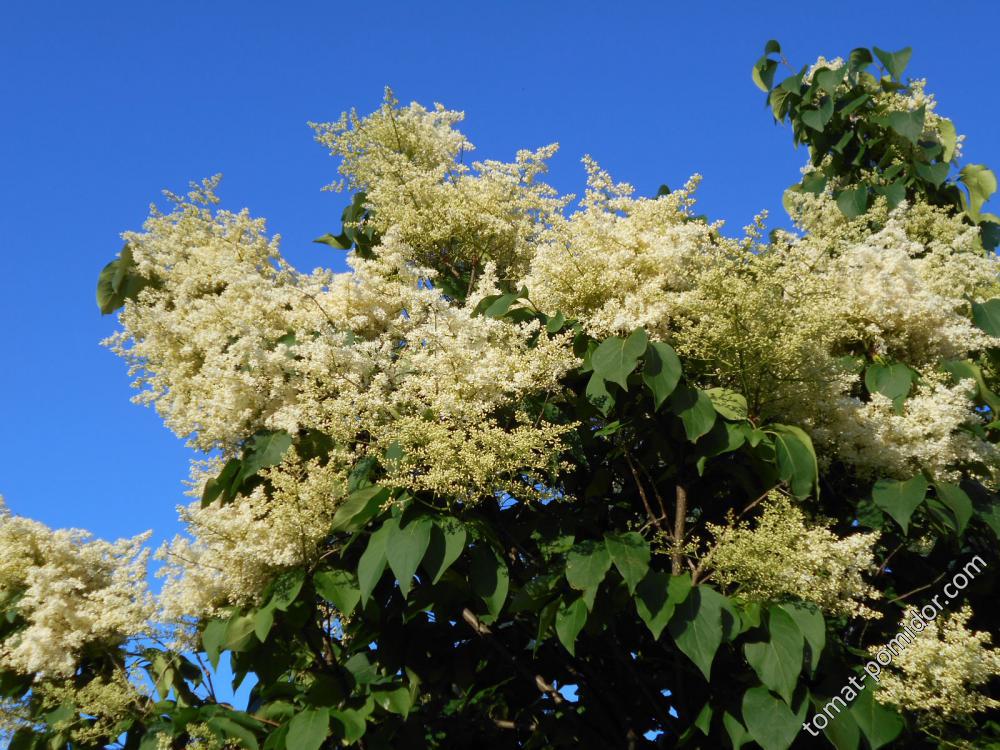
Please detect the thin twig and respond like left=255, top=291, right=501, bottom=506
left=461, top=608, right=563, bottom=705
left=889, top=571, right=948, bottom=604
left=625, top=452, right=668, bottom=535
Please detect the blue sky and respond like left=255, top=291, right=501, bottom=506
left=2, top=0, right=999, bottom=554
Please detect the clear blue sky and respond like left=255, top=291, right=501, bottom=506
left=2, top=0, right=998, bottom=553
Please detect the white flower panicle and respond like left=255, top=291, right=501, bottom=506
left=311, top=88, right=568, bottom=283
left=0, top=499, right=152, bottom=677
left=873, top=606, right=1000, bottom=724
left=705, top=493, right=881, bottom=619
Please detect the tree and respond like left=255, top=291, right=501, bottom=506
left=2, top=42, right=999, bottom=750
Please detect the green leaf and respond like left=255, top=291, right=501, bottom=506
left=482, top=292, right=521, bottom=318
left=960, top=164, right=998, bottom=216
left=374, top=685, right=413, bottom=718
left=752, top=58, right=779, bottom=93
left=329, top=707, right=367, bottom=743
left=286, top=708, right=330, bottom=750
left=744, top=607, right=804, bottom=703
left=778, top=602, right=825, bottom=676
left=313, top=232, right=351, bottom=249
left=668, top=585, right=723, bottom=680
left=421, top=517, right=467, bottom=585
left=330, top=486, right=390, bottom=533
left=96, top=245, right=151, bottom=314
left=873, top=180, right=906, bottom=209
left=705, top=388, right=749, bottom=420
left=240, top=431, right=293, bottom=481
left=914, top=161, right=948, bottom=188
left=865, top=362, right=916, bottom=412
left=386, top=515, right=433, bottom=598
left=769, top=424, right=818, bottom=498
left=938, top=118, right=958, bottom=162
left=253, top=606, right=274, bottom=642
left=972, top=489, right=1000, bottom=538
left=202, top=458, right=242, bottom=506
left=723, top=711, right=751, bottom=749
left=541, top=311, right=565, bottom=334
left=836, top=187, right=869, bottom=219
left=742, top=687, right=806, bottom=750
left=940, top=358, right=1000, bottom=414
left=603, top=532, right=650, bottom=594
left=635, top=571, right=691, bottom=640
left=565, top=540, right=612, bottom=600
left=801, top=107, right=828, bottom=133
left=669, top=386, right=718, bottom=442
left=848, top=48, right=873, bottom=70
left=268, top=569, right=305, bottom=611
left=208, top=717, right=259, bottom=750
left=814, top=66, right=846, bottom=94
left=971, top=298, right=1000, bottom=337
left=641, top=341, right=682, bottom=409
left=812, top=695, right=861, bottom=750
left=224, top=613, right=257, bottom=652
left=872, top=474, right=928, bottom=534
left=935, top=482, right=973, bottom=534
left=591, top=328, right=648, bottom=389
left=202, top=619, right=228, bottom=669
left=469, top=545, right=509, bottom=618
left=886, top=107, right=924, bottom=143
left=555, top=596, right=589, bottom=655
left=358, top=522, right=392, bottom=605
left=851, top=686, right=903, bottom=750
left=314, top=569, right=361, bottom=615
left=873, top=46, right=912, bottom=81
left=585, top=372, right=615, bottom=416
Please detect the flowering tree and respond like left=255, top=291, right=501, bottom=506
left=2, top=42, right=1000, bottom=750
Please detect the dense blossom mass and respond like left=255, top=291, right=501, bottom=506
left=3, top=47, right=1000, bottom=750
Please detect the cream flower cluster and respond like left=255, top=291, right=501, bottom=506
left=0, top=499, right=152, bottom=677
left=156, top=451, right=351, bottom=625
left=705, top=493, right=881, bottom=619
left=874, top=606, right=1000, bottom=725
left=813, top=377, right=997, bottom=482
left=310, top=88, right=568, bottom=283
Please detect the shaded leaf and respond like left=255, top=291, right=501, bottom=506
left=642, top=341, right=682, bottom=409
left=386, top=515, right=433, bottom=598
left=872, top=475, right=928, bottom=534
left=851, top=687, right=903, bottom=750
left=555, top=596, right=589, bottom=655
left=706, top=387, right=749, bottom=420
left=935, top=482, right=973, bottom=534
left=604, top=532, right=650, bottom=594
left=330, top=486, right=390, bottom=533
left=669, top=386, right=718, bottom=442
left=744, top=607, right=804, bottom=703
left=469, top=545, right=509, bottom=618
left=592, top=328, right=648, bottom=389
left=636, top=571, right=691, bottom=640
left=422, top=517, right=467, bottom=585
left=778, top=601, right=825, bottom=676
left=286, top=709, right=330, bottom=750
left=742, top=687, right=806, bottom=750
left=668, top=585, right=724, bottom=680
left=565, top=540, right=612, bottom=598
left=314, top=569, right=361, bottom=615
left=358, top=523, right=392, bottom=605
left=873, top=46, right=912, bottom=81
